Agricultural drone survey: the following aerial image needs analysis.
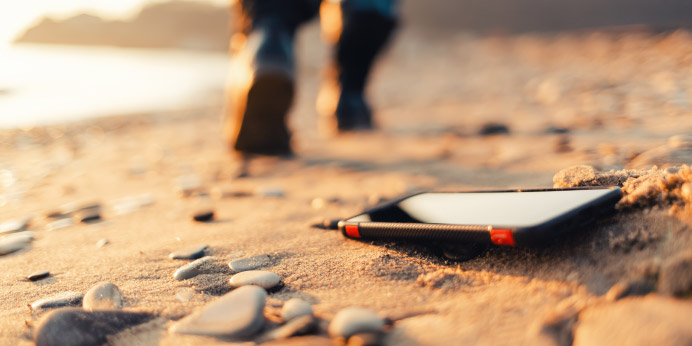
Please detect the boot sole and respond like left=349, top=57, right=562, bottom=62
left=232, top=68, right=294, bottom=156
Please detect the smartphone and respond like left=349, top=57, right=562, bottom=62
left=338, top=187, right=621, bottom=247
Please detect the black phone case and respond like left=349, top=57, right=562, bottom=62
left=338, top=187, right=622, bottom=247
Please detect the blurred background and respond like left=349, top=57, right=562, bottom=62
left=1, top=0, right=691, bottom=128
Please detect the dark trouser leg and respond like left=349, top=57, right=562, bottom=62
left=317, top=0, right=398, bottom=133
left=225, top=0, right=319, bottom=156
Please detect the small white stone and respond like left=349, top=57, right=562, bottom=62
left=229, top=270, right=281, bottom=290
left=174, top=256, right=213, bottom=280
left=0, top=217, right=31, bottom=235
left=0, top=232, right=33, bottom=255
left=281, top=298, right=313, bottom=322
left=328, top=307, right=384, bottom=338
left=83, top=282, right=123, bottom=311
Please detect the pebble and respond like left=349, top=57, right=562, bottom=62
left=174, top=256, right=213, bottom=280
left=96, top=238, right=109, bottom=248
left=544, top=126, right=570, bottom=134
left=83, top=282, right=123, bottom=311
left=34, top=308, right=153, bottom=346
left=258, top=315, right=316, bottom=343
left=27, top=271, right=50, bottom=281
left=0, top=232, right=34, bottom=255
left=31, top=292, right=83, bottom=310
left=229, top=270, right=281, bottom=290
left=478, top=122, right=510, bottom=136
left=74, top=208, right=101, bottom=223
left=258, top=186, right=285, bottom=198
left=664, top=166, right=680, bottom=175
left=328, top=307, right=385, bottom=338
left=281, top=298, right=314, bottom=322
left=46, top=218, right=73, bottom=231
left=0, top=216, right=31, bottom=235
left=169, top=244, right=208, bottom=260
left=228, top=255, right=270, bottom=272
left=192, top=209, right=214, bottom=222
left=169, top=285, right=267, bottom=339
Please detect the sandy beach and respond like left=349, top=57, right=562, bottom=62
left=2, top=23, right=692, bottom=345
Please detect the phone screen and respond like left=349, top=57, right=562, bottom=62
left=347, top=189, right=615, bottom=228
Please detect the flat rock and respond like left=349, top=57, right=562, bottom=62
left=0, top=216, right=31, bottom=235
left=229, top=270, right=281, bottom=290
left=27, top=271, right=50, bottom=281
left=169, top=244, right=208, bottom=260
left=169, top=285, right=266, bottom=339
left=228, top=254, right=270, bottom=272
left=281, top=298, right=313, bottom=322
left=328, top=307, right=384, bottom=338
left=31, top=292, right=83, bottom=310
left=573, top=296, right=692, bottom=346
left=0, top=232, right=34, bottom=256
left=173, top=256, right=213, bottom=280
left=83, top=282, right=123, bottom=311
left=34, top=308, right=153, bottom=346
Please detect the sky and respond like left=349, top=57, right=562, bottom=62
left=0, top=0, right=228, bottom=44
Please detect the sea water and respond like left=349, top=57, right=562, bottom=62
left=0, top=43, right=229, bottom=128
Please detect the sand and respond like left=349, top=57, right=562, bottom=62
left=2, top=24, right=692, bottom=345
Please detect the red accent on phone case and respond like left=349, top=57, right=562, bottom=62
left=490, top=229, right=515, bottom=246
left=345, top=224, right=361, bottom=238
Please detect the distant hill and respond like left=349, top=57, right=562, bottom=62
left=14, top=0, right=692, bottom=51
left=14, top=1, right=230, bottom=51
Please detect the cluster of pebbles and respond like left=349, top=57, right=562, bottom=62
left=29, top=244, right=391, bottom=345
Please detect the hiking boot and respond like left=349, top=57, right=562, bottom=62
left=317, top=0, right=397, bottom=134
left=224, top=19, right=296, bottom=157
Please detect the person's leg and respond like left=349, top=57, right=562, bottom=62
left=317, top=0, right=398, bottom=133
left=225, top=0, right=320, bottom=156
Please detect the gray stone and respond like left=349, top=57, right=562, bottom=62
left=31, top=292, right=83, bottom=310
left=27, top=271, right=50, bottom=281
left=573, top=296, right=692, bottom=346
left=192, top=209, right=214, bottom=222
left=169, top=244, right=208, bottom=260
left=328, top=307, right=384, bottom=338
left=281, top=298, right=313, bottom=322
left=83, top=282, right=123, bottom=311
left=34, top=308, right=153, bottom=346
left=229, top=270, right=281, bottom=290
left=0, top=232, right=33, bottom=256
left=258, top=187, right=285, bottom=198
left=228, top=254, right=270, bottom=272
left=169, top=285, right=267, bottom=339
left=258, top=315, right=316, bottom=343
left=173, top=256, right=213, bottom=280
left=0, top=216, right=31, bottom=235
